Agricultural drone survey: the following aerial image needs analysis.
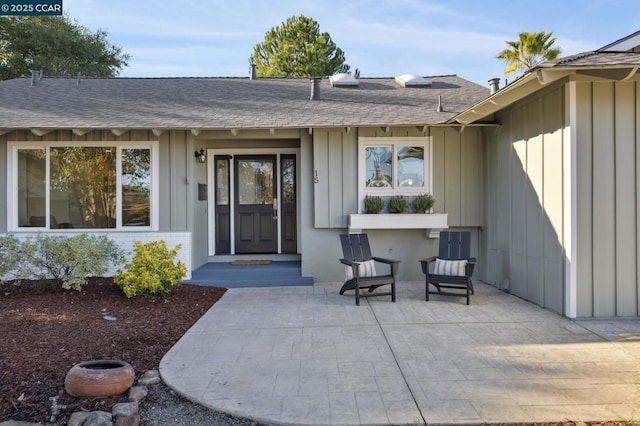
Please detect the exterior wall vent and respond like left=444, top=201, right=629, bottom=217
left=395, top=73, right=432, bottom=88
left=329, top=73, right=359, bottom=87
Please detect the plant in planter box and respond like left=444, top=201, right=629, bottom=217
left=412, top=193, right=435, bottom=213
left=363, top=195, right=385, bottom=214
left=388, top=195, right=408, bottom=213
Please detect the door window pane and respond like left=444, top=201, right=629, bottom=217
left=365, top=146, right=392, bottom=188
left=122, top=148, right=151, bottom=226
left=216, top=158, right=229, bottom=205
left=282, top=157, right=295, bottom=204
left=18, top=149, right=46, bottom=227
left=397, top=146, right=424, bottom=187
left=50, top=146, right=116, bottom=229
left=237, top=160, right=273, bottom=205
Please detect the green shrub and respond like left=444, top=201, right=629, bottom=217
left=412, top=193, right=435, bottom=213
left=363, top=195, right=385, bottom=214
left=388, top=195, right=408, bottom=213
left=0, top=234, right=24, bottom=281
left=1, top=233, right=123, bottom=290
left=114, top=240, right=186, bottom=298
left=26, top=233, right=123, bottom=290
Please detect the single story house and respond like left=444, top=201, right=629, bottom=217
left=1, top=31, right=639, bottom=319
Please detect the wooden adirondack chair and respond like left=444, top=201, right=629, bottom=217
left=339, top=234, right=400, bottom=306
left=420, top=231, right=476, bottom=305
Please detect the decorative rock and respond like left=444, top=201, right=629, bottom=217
left=112, top=401, right=139, bottom=421
left=0, top=421, right=43, bottom=426
left=128, top=385, right=148, bottom=402
left=68, top=411, right=91, bottom=426
left=114, top=414, right=140, bottom=426
left=82, top=411, right=113, bottom=426
left=137, top=370, right=161, bottom=386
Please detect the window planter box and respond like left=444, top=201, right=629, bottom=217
left=348, top=213, right=448, bottom=237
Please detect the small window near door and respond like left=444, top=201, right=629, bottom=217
left=216, top=158, right=229, bottom=205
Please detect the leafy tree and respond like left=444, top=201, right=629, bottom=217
left=497, top=31, right=561, bottom=76
left=249, top=15, right=350, bottom=77
left=0, top=16, right=130, bottom=81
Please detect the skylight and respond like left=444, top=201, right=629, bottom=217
left=329, top=73, right=359, bottom=87
left=395, top=74, right=432, bottom=88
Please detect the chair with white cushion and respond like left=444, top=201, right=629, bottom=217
left=420, top=231, right=475, bottom=305
left=339, top=233, right=400, bottom=306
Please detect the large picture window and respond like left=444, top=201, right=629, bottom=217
left=359, top=137, right=431, bottom=196
left=11, top=142, right=157, bottom=230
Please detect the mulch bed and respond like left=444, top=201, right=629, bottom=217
left=0, top=277, right=225, bottom=424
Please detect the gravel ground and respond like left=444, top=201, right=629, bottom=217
left=139, top=381, right=262, bottom=426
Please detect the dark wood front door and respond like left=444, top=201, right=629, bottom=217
left=234, top=155, right=277, bottom=253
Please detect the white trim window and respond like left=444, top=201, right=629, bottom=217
left=358, top=136, right=432, bottom=198
left=8, top=141, right=159, bottom=231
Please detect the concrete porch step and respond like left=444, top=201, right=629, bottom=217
left=183, top=260, right=313, bottom=288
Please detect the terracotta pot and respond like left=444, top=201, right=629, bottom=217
left=65, top=360, right=135, bottom=397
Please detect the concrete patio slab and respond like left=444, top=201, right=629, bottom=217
left=160, top=281, right=640, bottom=425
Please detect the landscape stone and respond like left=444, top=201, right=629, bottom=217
left=137, top=370, right=161, bottom=386
left=127, top=385, right=148, bottom=402
left=113, top=414, right=140, bottom=426
left=111, top=401, right=139, bottom=420
left=67, top=411, right=91, bottom=426
left=82, top=411, right=113, bottom=426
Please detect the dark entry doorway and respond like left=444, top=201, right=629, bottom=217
left=234, top=155, right=278, bottom=253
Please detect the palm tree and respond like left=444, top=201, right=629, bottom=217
left=497, top=31, right=561, bottom=76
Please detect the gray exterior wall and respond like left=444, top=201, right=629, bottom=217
left=307, top=126, right=484, bottom=282
left=573, top=78, right=640, bottom=317
left=482, top=84, right=566, bottom=315
left=483, top=75, right=640, bottom=318
left=2, top=124, right=484, bottom=284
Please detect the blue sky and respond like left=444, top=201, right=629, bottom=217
left=63, top=0, right=639, bottom=86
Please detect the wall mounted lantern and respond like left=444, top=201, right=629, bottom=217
left=195, top=148, right=206, bottom=164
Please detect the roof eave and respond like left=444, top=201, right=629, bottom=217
left=452, top=64, right=640, bottom=125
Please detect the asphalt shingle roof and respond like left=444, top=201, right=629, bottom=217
left=0, top=75, right=489, bottom=129
left=542, top=51, right=640, bottom=67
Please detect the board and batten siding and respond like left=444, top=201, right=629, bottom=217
left=483, top=85, right=565, bottom=315
left=312, top=129, right=358, bottom=228
left=573, top=79, right=640, bottom=317
left=312, top=126, right=483, bottom=228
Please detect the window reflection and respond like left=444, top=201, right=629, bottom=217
left=216, top=159, right=230, bottom=205
left=282, top=158, right=295, bottom=203
left=17, top=149, right=46, bottom=227
left=50, top=147, right=116, bottom=229
left=238, top=160, right=273, bottom=205
left=365, top=146, right=392, bottom=188
left=397, top=146, right=424, bottom=187
left=122, top=149, right=151, bottom=226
